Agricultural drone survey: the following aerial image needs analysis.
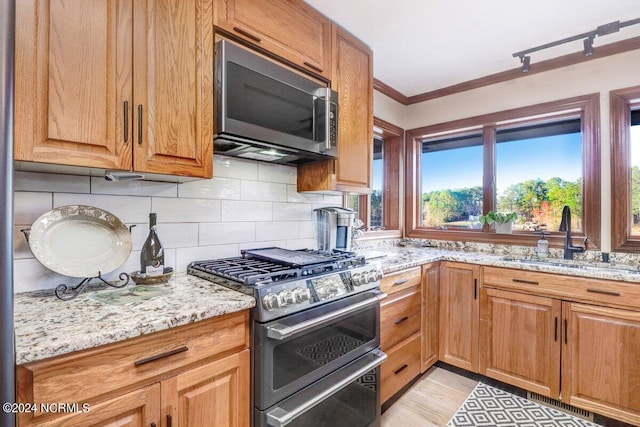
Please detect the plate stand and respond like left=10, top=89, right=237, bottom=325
left=55, top=272, right=131, bottom=301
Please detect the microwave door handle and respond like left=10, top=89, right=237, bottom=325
left=265, top=349, right=388, bottom=427
left=312, top=95, right=317, bottom=143
left=324, top=87, right=331, bottom=151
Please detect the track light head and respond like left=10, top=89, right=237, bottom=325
left=583, top=37, right=595, bottom=56
left=520, top=55, right=531, bottom=73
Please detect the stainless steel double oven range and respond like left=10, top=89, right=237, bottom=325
left=188, top=247, right=387, bottom=427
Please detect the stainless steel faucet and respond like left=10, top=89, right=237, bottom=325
left=558, top=205, right=586, bottom=259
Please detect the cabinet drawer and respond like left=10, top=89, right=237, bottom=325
left=483, top=266, right=640, bottom=310
left=381, top=289, right=421, bottom=350
left=381, top=267, right=421, bottom=295
left=381, top=334, right=421, bottom=403
left=18, top=311, right=249, bottom=413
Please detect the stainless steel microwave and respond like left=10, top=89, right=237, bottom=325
left=214, top=40, right=338, bottom=165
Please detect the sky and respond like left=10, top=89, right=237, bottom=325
left=421, top=133, right=583, bottom=194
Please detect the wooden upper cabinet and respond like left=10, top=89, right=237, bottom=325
left=480, top=288, right=561, bottom=398
left=561, top=302, right=640, bottom=425
left=15, top=0, right=214, bottom=178
left=214, top=0, right=332, bottom=79
left=332, top=25, right=373, bottom=191
left=133, top=0, right=214, bottom=177
left=439, top=262, right=480, bottom=372
left=296, top=25, right=373, bottom=193
left=15, top=0, right=133, bottom=170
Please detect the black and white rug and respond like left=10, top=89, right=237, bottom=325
left=447, top=383, right=601, bottom=427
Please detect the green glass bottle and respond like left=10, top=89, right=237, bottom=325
left=140, top=213, right=164, bottom=276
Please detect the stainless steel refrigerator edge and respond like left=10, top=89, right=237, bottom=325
left=0, top=0, right=15, bottom=426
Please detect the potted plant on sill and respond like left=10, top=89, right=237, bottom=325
left=479, top=211, right=518, bottom=234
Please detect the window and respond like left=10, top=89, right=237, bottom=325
left=406, top=94, right=601, bottom=249
left=611, top=87, right=640, bottom=251
left=345, top=118, right=403, bottom=236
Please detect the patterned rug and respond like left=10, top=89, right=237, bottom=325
left=447, top=383, right=601, bottom=427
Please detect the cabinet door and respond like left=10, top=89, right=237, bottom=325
left=480, top=288, right=561, bottom=398
left=214, top=0, right=331, bottom=79
left=332, top=25, right=373, bottom=192
left=27, top=384, right=160, bottom=427
left=161, top=349, right=250, bottom=427
left=133, top=0, right=214, bottom=178
left=422, top=262, right=439, bottom=372
left=15, top=0, right=133, bottom=170
left=438, top=262, right=479, bottom=372
left=562, top=302, right=640, bottom=425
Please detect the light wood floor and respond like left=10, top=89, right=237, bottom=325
left=381, top=366, right=478, bottom=427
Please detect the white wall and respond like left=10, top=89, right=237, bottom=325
left=374, top=49, right=640, bottom=252
left=13, top=156, right=343, bottom=293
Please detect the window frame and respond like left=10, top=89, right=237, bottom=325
left=346, top=117, right=404, bottom=239
left=611, top=86, right=640, bottom=252
left=405, top=94, right=601, bottom=249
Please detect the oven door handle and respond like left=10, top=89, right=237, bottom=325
left=265, top=348, right=388, bottom=427
left=266, top=292, right=386, bottom=340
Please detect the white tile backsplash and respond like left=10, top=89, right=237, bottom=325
left=13, top=159, right=344, bottom=293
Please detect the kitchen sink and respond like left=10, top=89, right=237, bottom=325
left=500, top=256, right=640, bottom=274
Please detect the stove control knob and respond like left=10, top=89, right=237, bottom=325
left=351, top=273, right=362, bottom=286
left=293, top=287, right=311, bottom=303
left=367, top=270, right=380, bottom=283
left=279, top=289, right=295, bottom=306
left=262, top=293, right=280, bottom=311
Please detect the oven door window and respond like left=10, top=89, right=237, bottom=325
left=254, top=291, right=380, bottom=410
left=227, top=62, right=321, bottom=141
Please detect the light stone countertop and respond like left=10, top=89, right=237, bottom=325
left=362, top=246, right=640, bottom=283
left=14, top=273, right=255, bottom=365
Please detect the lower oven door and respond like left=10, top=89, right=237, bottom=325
left=257, top=348, right=387, bottom=427
left=254, top=290, right=383, bottom=410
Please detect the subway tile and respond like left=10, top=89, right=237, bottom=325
left=152, top=197, right=221, bottom=223
left=241, top=180, right=287, bottom=202
left=323, top=195, right=344, bottom=205
left=154, top=223, right=199, bottom=248
left=54, top=193, right=151, bottom=224
left=175, top=244, right=239, bottom=271
left=14, top=258, right=64, bottom=293
left=273, top=203, right=313, bottom=221
left=14, top=171, right=90, bottom=193
left=238, top=240, right=286, bottom=251
left=286, top=185, right=325, bottom=203
left=256, top=221, right=299, bottom=241
left=258, top=162, right=297, bottom=184
left=220, top=200, right=272, bottom=221
left=199, top=222, right=256, bottom=245
left=14, top=192, right=53, bottom=225
left=91, top=177, right=177, bottom=198
left=214, top=155, right=258, bottom=180
left=299, top=221, right=316, bottom=239
left=285, top=238, right=317, bottom=250
left=178, top=177, right=241, bottom=200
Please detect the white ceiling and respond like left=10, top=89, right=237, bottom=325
left=303, top=0, right=640, bottom=97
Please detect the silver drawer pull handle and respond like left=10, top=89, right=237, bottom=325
left=394, top=316, right=409, bottom=325
left=266, top=349, right=387, bottom=427
left=586, top=288, right=620, bottom=296
left=393, top=278, right=409, bottom=286
left=266, top=293, right=384, bottom=340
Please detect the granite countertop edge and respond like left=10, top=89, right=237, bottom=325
left=14, top=273, right=256, bottom=365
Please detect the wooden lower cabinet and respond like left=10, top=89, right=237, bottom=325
left=27, top=385, right=161, bottom=427
left=380, top=267, right=423, bottom=403
left=562, top=302, right=640, bottom=425
left=18, top=312, right=250, bottom=427
left=480, top=288, right=561, bottom=398
left=439, top=262, right=480, bottom=372
left=421, top=262, right=439, bottom=372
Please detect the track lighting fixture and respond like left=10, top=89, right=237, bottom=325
left=583, top=36, right=595, bottom=56
left=520, top=55, right=531, bottom=73
left=512, top=17, right=640, bottom=70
